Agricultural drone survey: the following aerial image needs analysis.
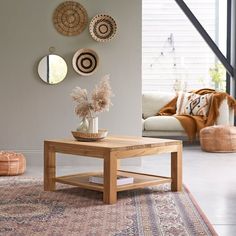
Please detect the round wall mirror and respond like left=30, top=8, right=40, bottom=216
left=38, top=54, right=68, bottom=84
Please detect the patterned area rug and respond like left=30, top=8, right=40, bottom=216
left=0, top=178, right=217, bottom=236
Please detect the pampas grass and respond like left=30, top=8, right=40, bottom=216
left=71, top=75, right=113, bottom=118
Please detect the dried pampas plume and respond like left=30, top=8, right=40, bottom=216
left=71, top=75, right=114, bottom=118
left=91, top=74, right=113, bottom=113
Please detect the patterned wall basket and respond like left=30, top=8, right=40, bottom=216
left=53, top=1, right=88, bottom=36
left=89, top=14, right=117, bottom=42
left=72, top=48, right=99, bottom=76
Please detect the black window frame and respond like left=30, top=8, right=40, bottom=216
left=175, top=0, right=235, bottom=97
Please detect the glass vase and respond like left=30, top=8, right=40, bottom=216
left=87, top=116, right=98, bottom=133
left=76, top=117, right=89, bottom=133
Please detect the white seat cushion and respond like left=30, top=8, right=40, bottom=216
left=144, top=116, right=184, bottom=131
left=142, top=92, right=176, bottom=119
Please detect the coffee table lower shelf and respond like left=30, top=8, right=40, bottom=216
left=55, top=170, right=172, bottom=192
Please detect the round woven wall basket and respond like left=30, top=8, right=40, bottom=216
left=53, top=1, right=88, bottom=36
left=72, top=48, right=99, bottom=76
left=89, top=14, right=117, bottom=42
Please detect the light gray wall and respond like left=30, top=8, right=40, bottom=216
left=0, top=0, right=142, bottom=165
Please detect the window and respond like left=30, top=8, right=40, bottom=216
left=142, top=0, right=226, bottom=92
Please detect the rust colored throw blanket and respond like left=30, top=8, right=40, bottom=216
left=157, top=88, right=236, bottom=140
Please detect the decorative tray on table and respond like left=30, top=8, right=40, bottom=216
left=72, top=129, right=108, bottom=142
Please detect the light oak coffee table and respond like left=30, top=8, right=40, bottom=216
left=44, top=136, right=182, bottom=204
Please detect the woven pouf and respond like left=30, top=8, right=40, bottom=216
left=0, top=151, right=26, bottom=176
left=200, top=125, right=236, bottom=152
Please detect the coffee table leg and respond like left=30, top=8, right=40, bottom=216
left=44, top=142, right=56, bottom=191
left=171, top=145, right=182, bottom=191
left=103, top=152, right=117, bottom=204
left=117, top=159, right=121, bottom=170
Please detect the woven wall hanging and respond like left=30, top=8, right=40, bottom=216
left=53, top=1, right=88, bottom=36
left=89, top=14, right=117, bottom=42
left=72, top=48, right=99, bottom=76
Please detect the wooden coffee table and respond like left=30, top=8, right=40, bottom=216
left=44, top=136, right=182, bottom=204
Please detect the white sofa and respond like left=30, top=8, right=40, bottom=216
left=142, top=92, right=235, bottom=139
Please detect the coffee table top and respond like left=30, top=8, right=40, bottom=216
left=45, top=135, right=181, bottom=151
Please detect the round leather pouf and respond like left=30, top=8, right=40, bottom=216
left=200, top=125, right=236, bottom=152
left=0, top=152, right=26, bottom=176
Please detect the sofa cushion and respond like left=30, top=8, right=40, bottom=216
left=176, top=92, right=212, bottom=116
left=176, top=92, right=192, bottom=114
left=144, top=116, right=184, bottom=131
left=142, top=92, right=176, bottom=119
left=142, top=118, right=145, bottom=131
